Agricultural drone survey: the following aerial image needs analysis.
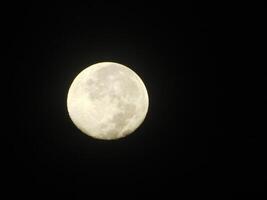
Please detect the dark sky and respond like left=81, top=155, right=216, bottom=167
left=5, top=1, right=265, bottom=196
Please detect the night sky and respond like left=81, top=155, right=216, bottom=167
left=5, top=1, right=265, bottom=196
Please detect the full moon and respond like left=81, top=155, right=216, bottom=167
left=67, top=62, right=149, bottom=140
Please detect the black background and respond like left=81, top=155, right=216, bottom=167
left=4, top=1, right=266, bottom=196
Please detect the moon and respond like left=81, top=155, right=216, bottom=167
left=67, top=62, right=149, bottom=140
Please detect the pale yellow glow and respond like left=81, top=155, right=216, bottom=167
left=67, top=62, right=149, bottom=140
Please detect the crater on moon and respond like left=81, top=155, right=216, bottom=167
left=67, top=62, right=149, bottom=140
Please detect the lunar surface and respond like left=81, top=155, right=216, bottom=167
left=67, top=62, right=149, bottom=140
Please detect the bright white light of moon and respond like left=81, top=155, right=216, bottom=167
left=67, top=62, right=149, bottom=140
